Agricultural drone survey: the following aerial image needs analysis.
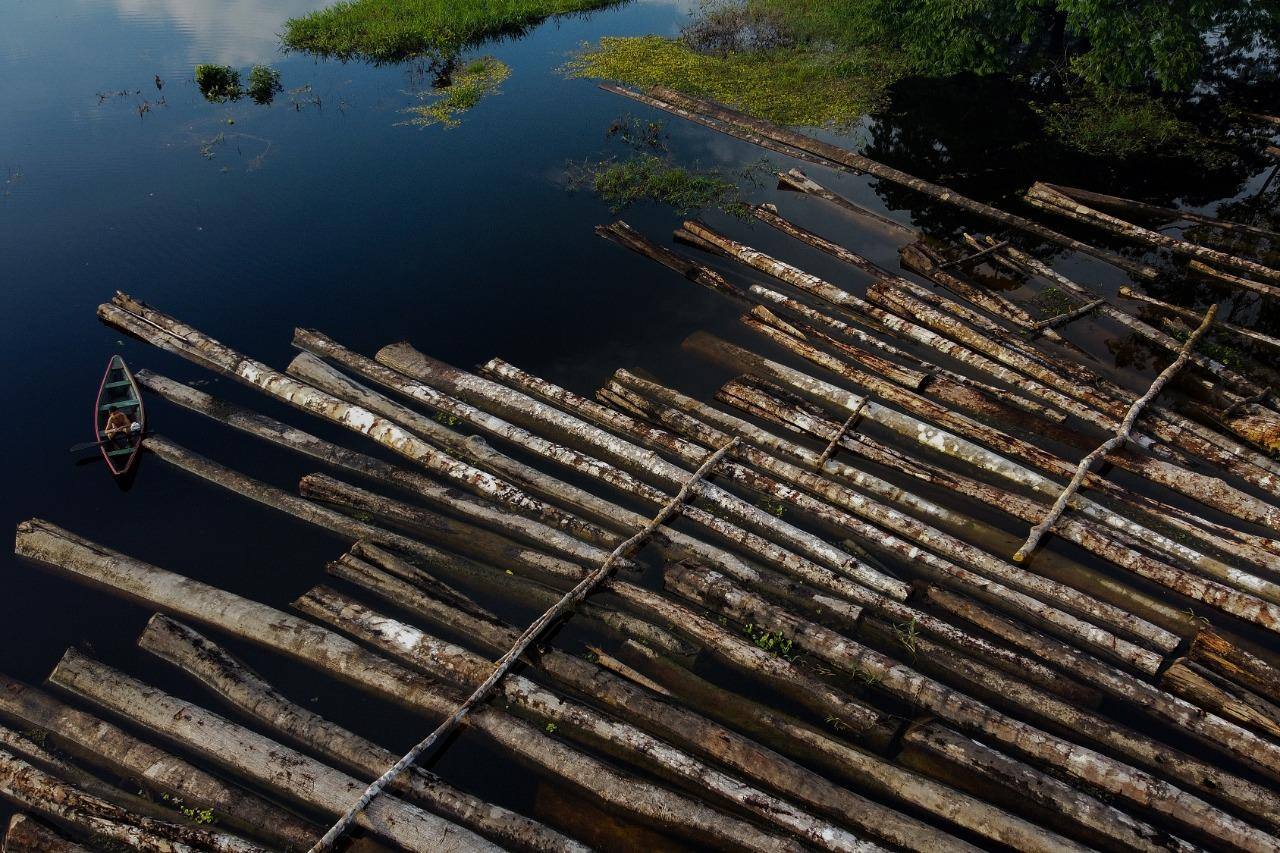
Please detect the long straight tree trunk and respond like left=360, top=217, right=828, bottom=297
left=137, top=614, right=587, bottom=853
left=13, top=520, right=805, bottom=852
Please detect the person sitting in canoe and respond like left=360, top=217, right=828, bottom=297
left=103, top=410, right=137, bottom=440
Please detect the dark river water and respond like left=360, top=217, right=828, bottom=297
left=2, top=0, right=1279, bottom=845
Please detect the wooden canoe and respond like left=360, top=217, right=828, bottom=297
left=95, top=355, right=144, bottom=476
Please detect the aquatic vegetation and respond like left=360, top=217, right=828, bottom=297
left=282, top=0, right=624, bottom=62
left=247, top=65, right=283, bottom=105
left=400, top=57, right=510, bottom=129
left=568, top=35, right=899, bottom=128
left=1039, top=86, right=1211, bottom=159
left=605, top=115, right=667, bottom=151
left=194, top=65, right=240, bottom=102
left=572, top=154, right=750, bottom=216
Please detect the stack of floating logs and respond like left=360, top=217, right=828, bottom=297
left=7, top=85, right=1280, bottom=852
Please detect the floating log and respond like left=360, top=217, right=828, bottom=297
left=665, top=564, right=1259, bottom=851
left=1024, top=297, right=1107, bottom=334
left=1026, top=181, right=1280, bottom=283
left=295, top=588, right=873, bottom=853
left=49, top=649, right=497, bottom=853
left=1119, top=287, right=1280, bottom=354
left=13, top=520, right=803, bottom=851
left=97, top=295, right=601, bottom=549
left=1161, top=659, right=1280, bottom=741
left=1189, top=259, right=1280, bottom=301
left=1042, top=183, right=1280, bottom=242
left=774, top=169, right=913, bottom=236
left=600, top=83, right=1160, bottom=279
left=376, top=342, right=909, bottom=601
left=138, top=614, right=584, bottom=853
left=0, top=677, right=318, bottom=850
left=331, top=554, right=959, bottom=852
left=2, top=814, right=90, bottom=853
left=599, top=379, right=1167, bottom=673
left=1190, top=630, right=1280, bottom=703
left=0, top=748, right=266, bottom=853
left=1013, top=306, right=1218, bottom=561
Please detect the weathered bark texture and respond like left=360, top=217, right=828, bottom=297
left=1043, top=183, right=1280, bottom=241
left=1189, top=259, right=1280, bottom=301
left=1161, top=659, right=1280, bottom=740
left=138, top=615, right=586, bottom=853
left=1119, top=287, right=1280, bottom=354
left=3, top=814, right=91, bottom=853
left=1191, top=630, right=1280, bottom=703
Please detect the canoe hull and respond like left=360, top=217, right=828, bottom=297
left=95, top=355, right=144, bottom=476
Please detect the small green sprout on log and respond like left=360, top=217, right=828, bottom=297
left=743, top=622, right=798, bottom=660
left=893, top=617, right=920, bottom=659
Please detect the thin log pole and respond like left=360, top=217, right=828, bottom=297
left=600, top=83, right=1160, bottom=279
left=304, top=437, right=743, bottom=853
left=0, top=677, right=318, bottom=851
left=1189, top=259, right=1280, bottom=301
left=1014, top=306, right=1218, bottom=561
left=0, top=749, right=263, bottom=853
left=14, top=520, right=789, bottom=852
left=1043, top=183, right=1280, bottom=241
left=1026, top=182, right=1280, bottom=283
left=775, top=169, right=915, bottom=236
left=138, top=615, right=587, bottom=853
left=1119, top=287, right=1280, bottom=354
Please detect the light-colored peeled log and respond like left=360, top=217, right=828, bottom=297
left=691, top=334, right=1280, bottom=635
left=668, top=563, right=1276, bottom=849
left=294, top=587, right=876, bottom=853
left=3, top=814, right=90, bottom=853
left=1043, top=183, right=1280, bottom=241
left=1026, top=181, right=1280, bottom=283
left=374, top=341, right=909, bottom=601
left=1013, top=305, right=1218, bottom=561
left=610, top=368, right=1180, bottom=654
left=597, top=379, right=1165, bottom=674
left=1161, top=659, right=1280, bottom=741
left=0, top=747, right=266, bottom=853
left=48, top=649, right=496, bottom=853
left=0, top=676, right=318, bottom=850
left=12, top=520, right=807, bottom=852
left=332, top=554, right=961, bottom=853
left=1190, top=259, right=1280, bottom=302
left=137, top=614, right=586, bottom=853
left=601, top=83, right=1160, bottom=279
left=305, top=435, right=741, bottom=853
left=97, top=294, right=600, bottom=547
left=139, top=368, right=622, bottom=566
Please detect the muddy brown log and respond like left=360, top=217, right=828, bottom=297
left=1026, top=182, right=1280, bottom=283
left=0, top=677, right=318, bottom=850
left=1161, top=659, right=1280, bottom=741
left=1190, top=630, right=1280, bottom=704
left=48, top=650, right=496, bottom=853
left=294, top=587, right=878, bottom=853
left=671, top=563, right=1280, bottom=847
left=0, top=748, right=267, bottom=853
left=11, top=520, right=814, bottom=852
left=2, top=815, right=90, bottom=853
left=332, top=555, right=961, bottom=853
left=138, top=614, right=586, bottom=853
left=601, top=83, right=1160, bottom=279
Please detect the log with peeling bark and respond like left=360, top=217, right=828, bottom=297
left=1042, top=183, right=1280, bottom=242
left=1190, top=629, right=1280, bottom=703
left=0, top=748, right=267, bottom=853
left=1190, top=259, right=1280, bottom=301
left=685, top=215, right=1280, bottom=545
left=97, top=294, right=603, bottom=547
left=137, top=614, right=586, bottom=853
left=1013, top=305, right=1218, bottom=562
left=669, top=562, right=1280, bottom=845
left=329, top=553, right=962, bottom=853
left=615, top=641, right=1084, bottom=853
left=12, top=520, right=808, bottom=851
left=1026, top=181, right=1280, bottom=283
left=0, top=677, right=318, bottom=850
left=775, top=169, right=914, bottom=236
left=294, top=587, right=880, bottom=853
left=692, top=333, right=1280, bottom=629
left=606, top=371, right=1178, bottom=654
left=1161, top=659, right=1280, bottom=741
left=375, top=341, right=909, bottom=601
left=48, top=649, right=498, bottom=853
left=592, top=378, right=1165, bottom=674
left=1119, top=287, right=1280, bottom=354
left=2, top=814, right=90, bottom=853
left=600, top=83, right=1160, bottom=279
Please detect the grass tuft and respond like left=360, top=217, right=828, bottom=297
left=195, top=65, right=240, bottom=103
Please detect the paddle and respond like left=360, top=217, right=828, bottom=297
left=69, top=429, right=145, bottom=453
